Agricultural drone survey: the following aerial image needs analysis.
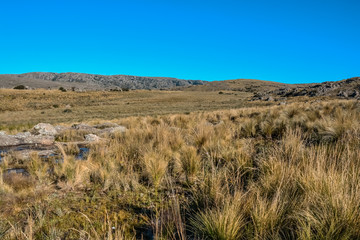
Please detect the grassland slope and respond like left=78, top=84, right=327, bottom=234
left=180, top=78, right=293, bottom=92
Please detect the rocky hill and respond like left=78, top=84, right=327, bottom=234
left=0, top=72, right=205, bottom=90
left=252, top=77, right=360, bottom=100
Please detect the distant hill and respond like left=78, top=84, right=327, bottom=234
left=1, top=72, right=359, bottom=100
left=0, top=72, right=205, bottom=90
left=180, top=78, right=294, bottom=92
left=181, top=76, right=360, bottom=100
left=252, top=77, right=360, bottom=100
left=0, top=73, right=291, bottom=92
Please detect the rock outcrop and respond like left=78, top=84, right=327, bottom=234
left=32, top=123, right=58, bottom=136
left=252, top=77, right=360, bottom=101
left=0, top=122, right=127, bottom=161
left=0, top=132, right=55, bottom=147
left=85, top=134, right=100, bottom=142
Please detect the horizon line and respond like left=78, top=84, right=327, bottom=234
left=0, top=71, right=358, bottom=85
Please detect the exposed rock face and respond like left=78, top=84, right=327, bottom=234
left=0, top=132, right=55, bottom=147
left=13, top=72, right=205, bottom=90
left=13, top=149, right=56, bottom=161
left=32, top=123, right=58, bottom=136
left=0, top=134, right=20, bottom=146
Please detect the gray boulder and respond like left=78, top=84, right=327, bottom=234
left=0, top=135, right=21, bottom=147
left=13, top=149, right=56, bottom=160
left=0, top=132, right=55, bottom=147
left=85, top=134, right=100, bottom=142
left=22, top=135, right=55, bottom=145
left=32, top=123, right=57, bottom=136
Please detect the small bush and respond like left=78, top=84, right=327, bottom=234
left=13, top=85, right=26, bottom=90
left=59, top=87, right=67, bottom=92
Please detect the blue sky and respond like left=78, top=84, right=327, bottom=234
left=0, top=0, right=359, bottom=83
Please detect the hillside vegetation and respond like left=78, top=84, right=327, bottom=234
left=1, top=99, right=360, bottom=239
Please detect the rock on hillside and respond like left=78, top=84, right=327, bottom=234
left=12, top=72, right=205, bottom=90
left=252, top=77, right=360, bottom=100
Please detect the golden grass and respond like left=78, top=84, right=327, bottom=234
left=1, top=99, right=360, bottom=239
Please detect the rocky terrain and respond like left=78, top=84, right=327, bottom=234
left=0, top=122, right=126, bottom=162
left=252, top=77, right=360, bottom=101
left=0, top=72, right=205, bottom=90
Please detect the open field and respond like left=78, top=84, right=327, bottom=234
left=1, top=98, right=360, bottom=239
left=0, top=89, right=260, bottom=130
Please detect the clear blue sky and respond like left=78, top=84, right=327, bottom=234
left=0, top=0, right=359, bottom=83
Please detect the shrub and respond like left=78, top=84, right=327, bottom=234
left=13, top=85, right=26, bottom=90
left=59, top=87, right=67, bottom=92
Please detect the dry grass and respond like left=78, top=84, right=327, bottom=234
left=181, top=78, right=293, bottom=92
left=1, top=99, right=360, bottom=239
left=0, top=89, right=256, bottom=129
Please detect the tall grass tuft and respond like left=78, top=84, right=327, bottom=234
left=190, top=199, right=246, bottom=240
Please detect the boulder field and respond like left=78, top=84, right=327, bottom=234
left=0, top=122, right=126, bottom=161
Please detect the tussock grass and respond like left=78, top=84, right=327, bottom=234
left=1, top=99, right=360, bottom=239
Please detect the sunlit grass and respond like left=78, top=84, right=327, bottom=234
left=1, top=99, right=360, bottom=239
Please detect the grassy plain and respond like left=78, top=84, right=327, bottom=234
left=0, top=89, right=261, bottom=130
left=1, top=93, right=360, bottom=239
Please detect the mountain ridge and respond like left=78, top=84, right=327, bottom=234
left=0, top=72, right=206, bottom=90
